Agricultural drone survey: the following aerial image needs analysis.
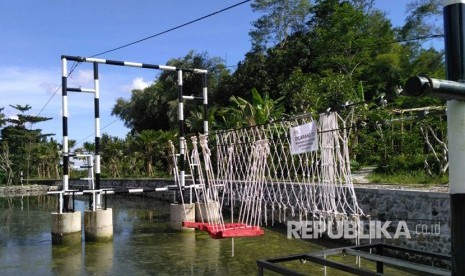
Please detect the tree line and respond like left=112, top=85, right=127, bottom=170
left=0, top=0, right=448, bottom=184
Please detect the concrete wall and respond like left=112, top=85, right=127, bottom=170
left=355, top=188, right=449, bottom=255
left=0, top=184, right=50, bottom=196
left=69, top=179, right=451, bottom=254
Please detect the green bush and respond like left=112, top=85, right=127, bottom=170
left=368, top=170, right=448, bottom=185
left=350, top=160, right=361, bottom=171
left=376, top=154, right=425, bottom=174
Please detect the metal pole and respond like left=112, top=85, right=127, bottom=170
left=203, top=73, right=209, bottom=135
left=94, top=62, right=102, bottom=208
left=178, top=70, right=185, bottom=188
left=405, top=76, right=465, bottom=100
left=62, top=57, right=69, bottom=191
left=443, top=1, right=465, bottom=275
left=61, top=57, right=70, bottom=213
left=376, top=244, right=383, bottom=274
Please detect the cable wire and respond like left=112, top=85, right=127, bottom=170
left=35, top=62, right=80, bottom=118
left=75, top=118, right=120, bottom=147
left=33, top=0, right=252, bottom=125
left=90, top=0, right=252, bottom=58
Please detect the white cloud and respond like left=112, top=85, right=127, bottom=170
left=0, top=66, right=57, bottom=96
left=0, top=66, right=99, bottom=117
left=0, top=66, right=135, bottom=142
left=132, top=77, right=150, bottom=90
left=120, top=77, right=151, bottom=92
left=68, top=69, right=94, bottom=87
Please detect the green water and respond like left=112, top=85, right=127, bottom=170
left=0, top=195, right=324, bottom=275
left=0, top=195, right=415, bottom=275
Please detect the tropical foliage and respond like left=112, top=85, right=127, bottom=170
left=0, top=105, right=54, bottom=185
left=0, top=0, right=448, bottom=184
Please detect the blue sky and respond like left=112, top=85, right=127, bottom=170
left=0, top=1, right=442, bottom=149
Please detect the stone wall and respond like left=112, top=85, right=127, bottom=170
left=0, top=184, right=50, bottom=197
left=355, top=188, right=450, bottom=255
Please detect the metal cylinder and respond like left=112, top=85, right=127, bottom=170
left=444, top=1, right=465, bottom=274
left=405, top=76, right=465, bottom=100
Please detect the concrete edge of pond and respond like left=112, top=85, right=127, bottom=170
left=0, top=184, right=52, bottom=197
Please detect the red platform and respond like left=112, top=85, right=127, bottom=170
left=182, top=221, right=264, bottom=239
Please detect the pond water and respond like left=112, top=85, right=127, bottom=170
left=0, top=195, right=412, bottom=275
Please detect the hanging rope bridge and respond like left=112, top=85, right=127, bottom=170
left=172, top=111, right=364, bottom=239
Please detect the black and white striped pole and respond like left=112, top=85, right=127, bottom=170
left=93, top=62, right=102, bottom=208
left=61, top=56, right=70, bottom=213
left=50, top=57, right=82, bottom=245
left=58, top=55, right=207, bottom=191
left=203, top=73, right=209, bottom=135
left=54, top=55, right=207, bottom=233
left=178, top=69, right=186, bottom=189
left=405, top=1, right=465, bottom=274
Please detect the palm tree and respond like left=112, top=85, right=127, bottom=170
left=185, top=106, right=218, bottom=133
left=83, top=141, right=95, bottom=154
left=219, top=88, right=285, bottom=128
left=133, top=130, right=177, bottom=177
left=137, top=130, right=158, bottom=177
left=47, top=139, right=60, bottom=179
left=101, top=135, right=124, bottom=178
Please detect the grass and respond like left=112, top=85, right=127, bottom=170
left=367, top=170, right=449, bottom=185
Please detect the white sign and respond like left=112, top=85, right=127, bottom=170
left=290, top=122, right=318, bottom=155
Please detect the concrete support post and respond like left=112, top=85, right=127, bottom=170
left=51, top=211, right=81, bottom=245
left=195, top=201, right=220, bottom=223
left=170, top=203, right=195, bottom=231
left=84, top=208, right=113, bottom=241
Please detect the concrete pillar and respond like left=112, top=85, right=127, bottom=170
left=84, top=208, right=113, bottom=242
left=170, top=203, right=195, bottom=231
left=51, top=211, right=82, bottom=245
left=195, top=201, right=220, bottom=223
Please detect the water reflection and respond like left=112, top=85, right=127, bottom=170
left=84, top=241, right=113, bottom=275
left=0, top=195, right=54, bottom=247
left=0, top=194, right=332, bottom=275
left=51, top=244, right=83, bottom=275
left=0, top=195, right=55, bottom=275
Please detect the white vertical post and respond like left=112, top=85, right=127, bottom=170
left=93, top=62, right=102, bottom=208
left=178, top=69, right=185, bottom=188
left=62, top=57, right=69, bottom=194
left=203, top=73, right=209, bottom=135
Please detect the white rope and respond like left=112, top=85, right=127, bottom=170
left=171, top=110, right=364, bottom=241
left=215, top=112, right=364, bottom=227
left=187, top=137, right=205, bottom=223
left=169, top=140, right=187, bottom=218
left=198, top=135, right=225, bottom=230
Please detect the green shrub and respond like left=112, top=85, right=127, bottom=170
left=350, top=160, right=361, bottom=171
left=368, top=170, right=448, bottom=185
left=376, top=154, right=425, bottom=174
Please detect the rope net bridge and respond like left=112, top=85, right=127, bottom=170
left=171, top=111, right=364, bottom=239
